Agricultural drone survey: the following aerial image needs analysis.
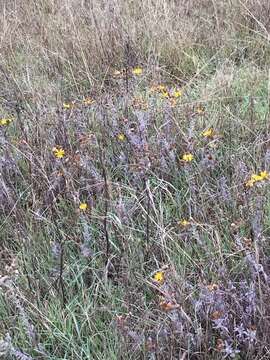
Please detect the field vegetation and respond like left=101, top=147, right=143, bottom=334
left=1, top=1, right=270, bottom=359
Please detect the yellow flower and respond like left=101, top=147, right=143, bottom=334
left=172, top=89, right=182, bottom=98
left=83, top=97, right=95, bottom=105
left=79, top=203, right=88, bottom=211
left=179, top=219, right=190, bottom=227
left=63, top=102, right=71, bottom=109
left=53, top=147, right=65, bottom=159
left=117, top=133, right=125, bottom=141
left=182, top=153, right=194, bottom=162
left=153, top=271, right=165, bottom=284
left=0, top=119, right=8, bottom=126
left=259, top=171, right=269, bottom=180
left=202, top=128, right=215, bottom=138
left=0, top=118, right=12, bottom=126
left=63, top=101, right=75, bottom=110
left=245, top=170, right=269, bottom=187
left=132, top=67, right=143, bottom=75
left=251, top=174, right=263, bottom=181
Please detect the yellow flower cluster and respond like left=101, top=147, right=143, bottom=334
left=0, top=118, right=13, bottom=126
left=151, top=84, right=182, bottom=99
left=182, top=153, right=194, bottom=162
left=246, top=171, right=269, bottom=187
left=63, top=97, right=95, bottom=109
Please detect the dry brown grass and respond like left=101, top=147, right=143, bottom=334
left=1, top=0, right=270, bottom=97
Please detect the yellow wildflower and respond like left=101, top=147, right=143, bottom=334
left=53, top=147, right=65, bottom=159
left=153, top=271, right=165, bottom=284
left=245, top=170, right=269, bottom=187
left=182, top=153, right=194, bottom=162
left=259, top=171, right=269, bottom=180
left=83, top=97, right=95, bottom=105
left=179, top=219, right=190, bottom=227
left=172, top=89, right=182, bottom=98
left=251, top=174, right=263, bottom=181
left=0, top=119, right=8, bottom=126
left=202, top=128, right=215, bottom=138
left=117, top=133, right=125, bottom=141
left=132, top=67, right=143, bottom=75
left=0, top=118, right=12, bottom=126
left=63, top=102, right=74, bottom=109
left=79, top=203, right=88, bottom=211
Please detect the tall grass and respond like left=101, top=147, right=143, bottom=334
left=0, top=0, right=270, bottom=359
left=1, top=0, right=270, bottom=94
